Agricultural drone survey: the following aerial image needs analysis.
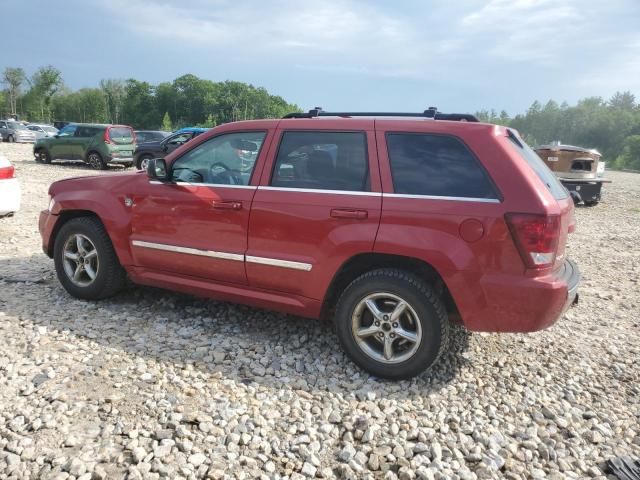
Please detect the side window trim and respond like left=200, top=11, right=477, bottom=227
left=384, top=131, right=502, bottom=202
left=269, top=129, right=371, bottom=192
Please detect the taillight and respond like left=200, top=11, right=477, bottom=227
left=132, top=130, right=137, bottom=144
left=104, top=128, right=112, bottom=144
left=505, top=213, right=560, bottom=269
left=0, top=165, right=15, bottom=179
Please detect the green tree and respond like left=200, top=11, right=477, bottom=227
left=2, top=67, right=26, bottom=116
left=27, top=66, right=63, bottom=122
left=161, top=112, right=173, bottom=131
left=616, top=135, right=640, bottom=170
left=100, top=79, right=126, bottom=124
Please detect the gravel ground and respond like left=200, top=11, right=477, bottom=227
left=0, top=142, right=638, bottom=480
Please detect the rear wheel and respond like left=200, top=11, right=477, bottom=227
left=53, top=217, right=126, bottom=300
left=7, top=135, right=15, bottom=143
left=87, top=151, right=107, bottom=170
left=334, top=268, right=449, bottom=379
left=35, top=148, right=51, bottom=164
left=137, top=154, right=152, bottom=171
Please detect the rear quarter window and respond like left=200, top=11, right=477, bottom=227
left=506, top=130, right=568, bottom=200
left=386, top=133, right=498, bottom=200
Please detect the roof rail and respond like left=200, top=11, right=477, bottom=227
left=283, top=106, right=479, bottom=122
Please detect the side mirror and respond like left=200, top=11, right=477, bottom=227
left=147, top=158, right=169, bottom=181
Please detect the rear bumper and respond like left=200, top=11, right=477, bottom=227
left=39, top=209, right=58, bottom=257
left=560, top=179, right=609, bottom=204
left=453, top=259, right=580, bottom=333
left=0, top=178, right=21, bottom=217
left=107, top=156, right=134, bottom=165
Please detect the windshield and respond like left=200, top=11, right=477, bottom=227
left=507, top=130, right=568, bottom=200
left=108, top=126, right=134, bottom=145
left=8, top=122, right=27, bottom=130
left=44, top=126, right=58, bottom=133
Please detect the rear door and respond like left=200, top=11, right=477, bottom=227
left=246, top=121, right=382, bottom=300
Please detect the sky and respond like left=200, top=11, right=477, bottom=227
left=3, top=0, right=640, bottom=116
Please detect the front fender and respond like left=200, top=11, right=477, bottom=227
left=50, top=190, right=134, bottom=266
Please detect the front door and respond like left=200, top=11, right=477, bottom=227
left=51, top=124, right=78, bottom=159
left=246, top=126, right=382, bottom=300
left=129, top=130, right=270, bottom=285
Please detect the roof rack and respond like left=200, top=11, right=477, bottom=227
left=283, top=106, right=479, bottom=122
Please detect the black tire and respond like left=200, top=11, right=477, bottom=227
left=7, top=135, right=15, bottom=143
left=583, top=200, right=599, bottom=207
left=87, top=151, right=107, bottom=170
left=136, top=154, right=152, bottom=171
left=334, top=268, right=449, bottom=380
left=35, top=148, right=51, bottom=164
left=53, top=216, right=126, bottom=300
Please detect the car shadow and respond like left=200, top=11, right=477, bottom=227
left=0, top=254, right=472, bottom=398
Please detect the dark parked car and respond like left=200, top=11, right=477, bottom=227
left=135, top=130, right=170, bottom=144
left=53, top=121, right=71, bottom=131
left=134, top=127, right=208, bottom=170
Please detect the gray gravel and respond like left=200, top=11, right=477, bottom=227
left=0, top=142, right=639, bottom=479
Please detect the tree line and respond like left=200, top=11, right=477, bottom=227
left=1, top=65, right=638, bottom=169
left=0, top=66, right=301, bottom=131
left=475, top=92, right=640, bottom=170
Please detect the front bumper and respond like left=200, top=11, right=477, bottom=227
left=39, top=209, right=58, bottom=257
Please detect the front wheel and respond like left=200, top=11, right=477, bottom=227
left=334, top=269, right=449, bottom=380
left=7, top=135, right=15, bottom=143
left=53, top=217, right=126, bottom=300
left=87, top=152, right=107, bottom=170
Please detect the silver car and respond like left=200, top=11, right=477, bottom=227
left=27, top=123, right=58, bottom=140
left=0, top=120, right=37, bottom=143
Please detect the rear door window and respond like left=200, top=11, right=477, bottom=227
left=506, top=130, right=568, bottom=200
left=271, top=131, right=369, bottom=191
left=386, top=133, right=498, bottom=199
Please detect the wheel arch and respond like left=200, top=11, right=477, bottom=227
left=47, top=210, right=102, bottom=257
left=46, top=206, right=133, bottom=267
left=322, top=252, right=460, bottom=322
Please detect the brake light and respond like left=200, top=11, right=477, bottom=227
left=505, top=213, right=560, bottom=269
left=104, top=127, right=112, bottom=144
left=0, top=165, right=15, bottom=179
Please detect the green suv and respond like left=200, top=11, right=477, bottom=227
left=33, top=123, right=136, bottom=169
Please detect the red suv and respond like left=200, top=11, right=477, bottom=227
left=39, top=108, right=579, bottom=379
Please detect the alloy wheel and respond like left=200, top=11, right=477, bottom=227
left=62, top=234, right=99, bottom=287
left=351, top=292, right=422, bottom=364
left=88, top=153, right=102, bottom=169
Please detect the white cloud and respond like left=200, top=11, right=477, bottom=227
left=96, top=0, right=640, bottom=100
left=100, top=0, right=429, bottom=76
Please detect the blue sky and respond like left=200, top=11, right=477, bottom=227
left=3, top=0, right=640, bottom=115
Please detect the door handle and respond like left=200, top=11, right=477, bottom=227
left=330, top=209, right=368, bottom=219
left=212, top=201, right=242, bottom=210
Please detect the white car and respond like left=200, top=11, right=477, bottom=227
left=27, top=123, right=59, bottom=139
left=0, top=155, right=20, bottom=218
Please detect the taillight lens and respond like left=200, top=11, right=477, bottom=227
left=104, top=128, right=112, bottom=144
left=505, top=213, right=560, bottom=269
left=0, top=165, right=15, bottom=179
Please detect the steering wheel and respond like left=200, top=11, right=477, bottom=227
left=208, top=162, right=241, bottom=185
